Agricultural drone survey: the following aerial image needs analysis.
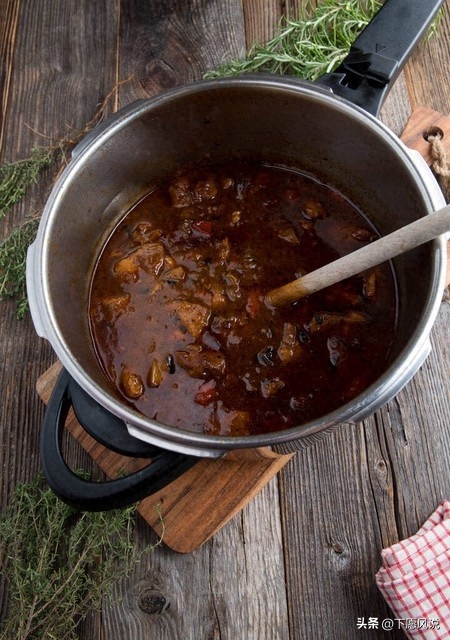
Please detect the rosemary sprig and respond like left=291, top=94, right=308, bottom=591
left=0, top=474, right=154, bottom=640
left=206, top=0, right=382, bottom=81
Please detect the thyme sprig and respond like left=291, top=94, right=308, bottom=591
left=206, top=0, right=382, bottom=81
left=0, top=148, right=55, bottom=219
left=0, top=474, right=156, bottom=640
left=0, top=77, right=128, bottom=317
left=0, top=217, right=40, bottom=318
left=0, top=142, right=71, bottom=318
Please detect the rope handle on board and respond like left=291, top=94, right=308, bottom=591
left=427, top=131, right=450, bottom=201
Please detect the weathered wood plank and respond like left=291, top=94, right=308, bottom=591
left=102, top=478, right=289, bottom=639
left=1, top=0, right=119, bottom=161
left=0, top=0, right=120, bottom=497
left=404, top=4, right=450, bottom=115
left=0, top=0, right=20, bottom=152
left=117, top=0, right=246, bottom=105
left=242, top=0, right=283, bottom=46
left=0, top=1, right=120, bottom=636
left=278, top=304, right=450, bottom=640
left=280, top=425, right=398, bottom=639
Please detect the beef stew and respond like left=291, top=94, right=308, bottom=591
left=89, top=162, right=398, bottom=437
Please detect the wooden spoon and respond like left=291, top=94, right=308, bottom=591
left=265, top=204, right=450, bottom=308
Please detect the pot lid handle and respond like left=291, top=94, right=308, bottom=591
left=316, top=0, right=445, bottom=116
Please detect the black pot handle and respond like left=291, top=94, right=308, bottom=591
left=317, top=0, right=444, bottom=116
left=40, top=368, right=198, bottom=511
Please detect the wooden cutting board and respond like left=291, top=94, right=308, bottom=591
left=36, top=108, right=450, bottom=554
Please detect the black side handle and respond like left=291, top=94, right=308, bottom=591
left=68, top=375, right=160, bottom=458
left=40, top=368, right=198, bottom=511
left=317, top=0, right=445, bottom=116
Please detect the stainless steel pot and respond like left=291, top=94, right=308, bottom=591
left=27, top=0, right=448, bottom=509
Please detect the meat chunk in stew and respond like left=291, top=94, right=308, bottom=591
left=175, top=344, right=226, bottom=379
left=174, top=301, right=211, bottom=338
left=120, top=368, right=144, bottom=399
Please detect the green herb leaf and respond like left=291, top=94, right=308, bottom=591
left=0, top=148, right=55, bottom=219
left=206, top=0, right=382, bottom=81
left=0, top=473, right=156, bottom=640
left=0, top=217, right=40, bottom=318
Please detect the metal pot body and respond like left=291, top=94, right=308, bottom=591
left=27, top=76, right=447, bottom=456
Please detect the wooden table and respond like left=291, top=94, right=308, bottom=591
left=1, top=1, right=449, bottom=638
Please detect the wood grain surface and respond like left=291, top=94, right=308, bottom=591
left=1, top=2, right=450, bottom=639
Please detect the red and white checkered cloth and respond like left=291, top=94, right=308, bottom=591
left=376, top=500, right=450, bottom=639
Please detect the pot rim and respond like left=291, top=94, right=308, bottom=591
left=28, top=75, right=448, bottom=455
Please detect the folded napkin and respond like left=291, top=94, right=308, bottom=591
left=376, top=501, right=450, bottom=639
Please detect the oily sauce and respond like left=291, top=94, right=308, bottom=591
left=89, top=163, right=398, bottom=436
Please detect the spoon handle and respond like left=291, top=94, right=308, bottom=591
left=266, top=204, right=450, bottom=308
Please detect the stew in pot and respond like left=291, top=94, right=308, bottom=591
left=89, top=162, right=398, bottom=436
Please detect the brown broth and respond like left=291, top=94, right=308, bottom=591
left=89, top=162, right=398, bottom=436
